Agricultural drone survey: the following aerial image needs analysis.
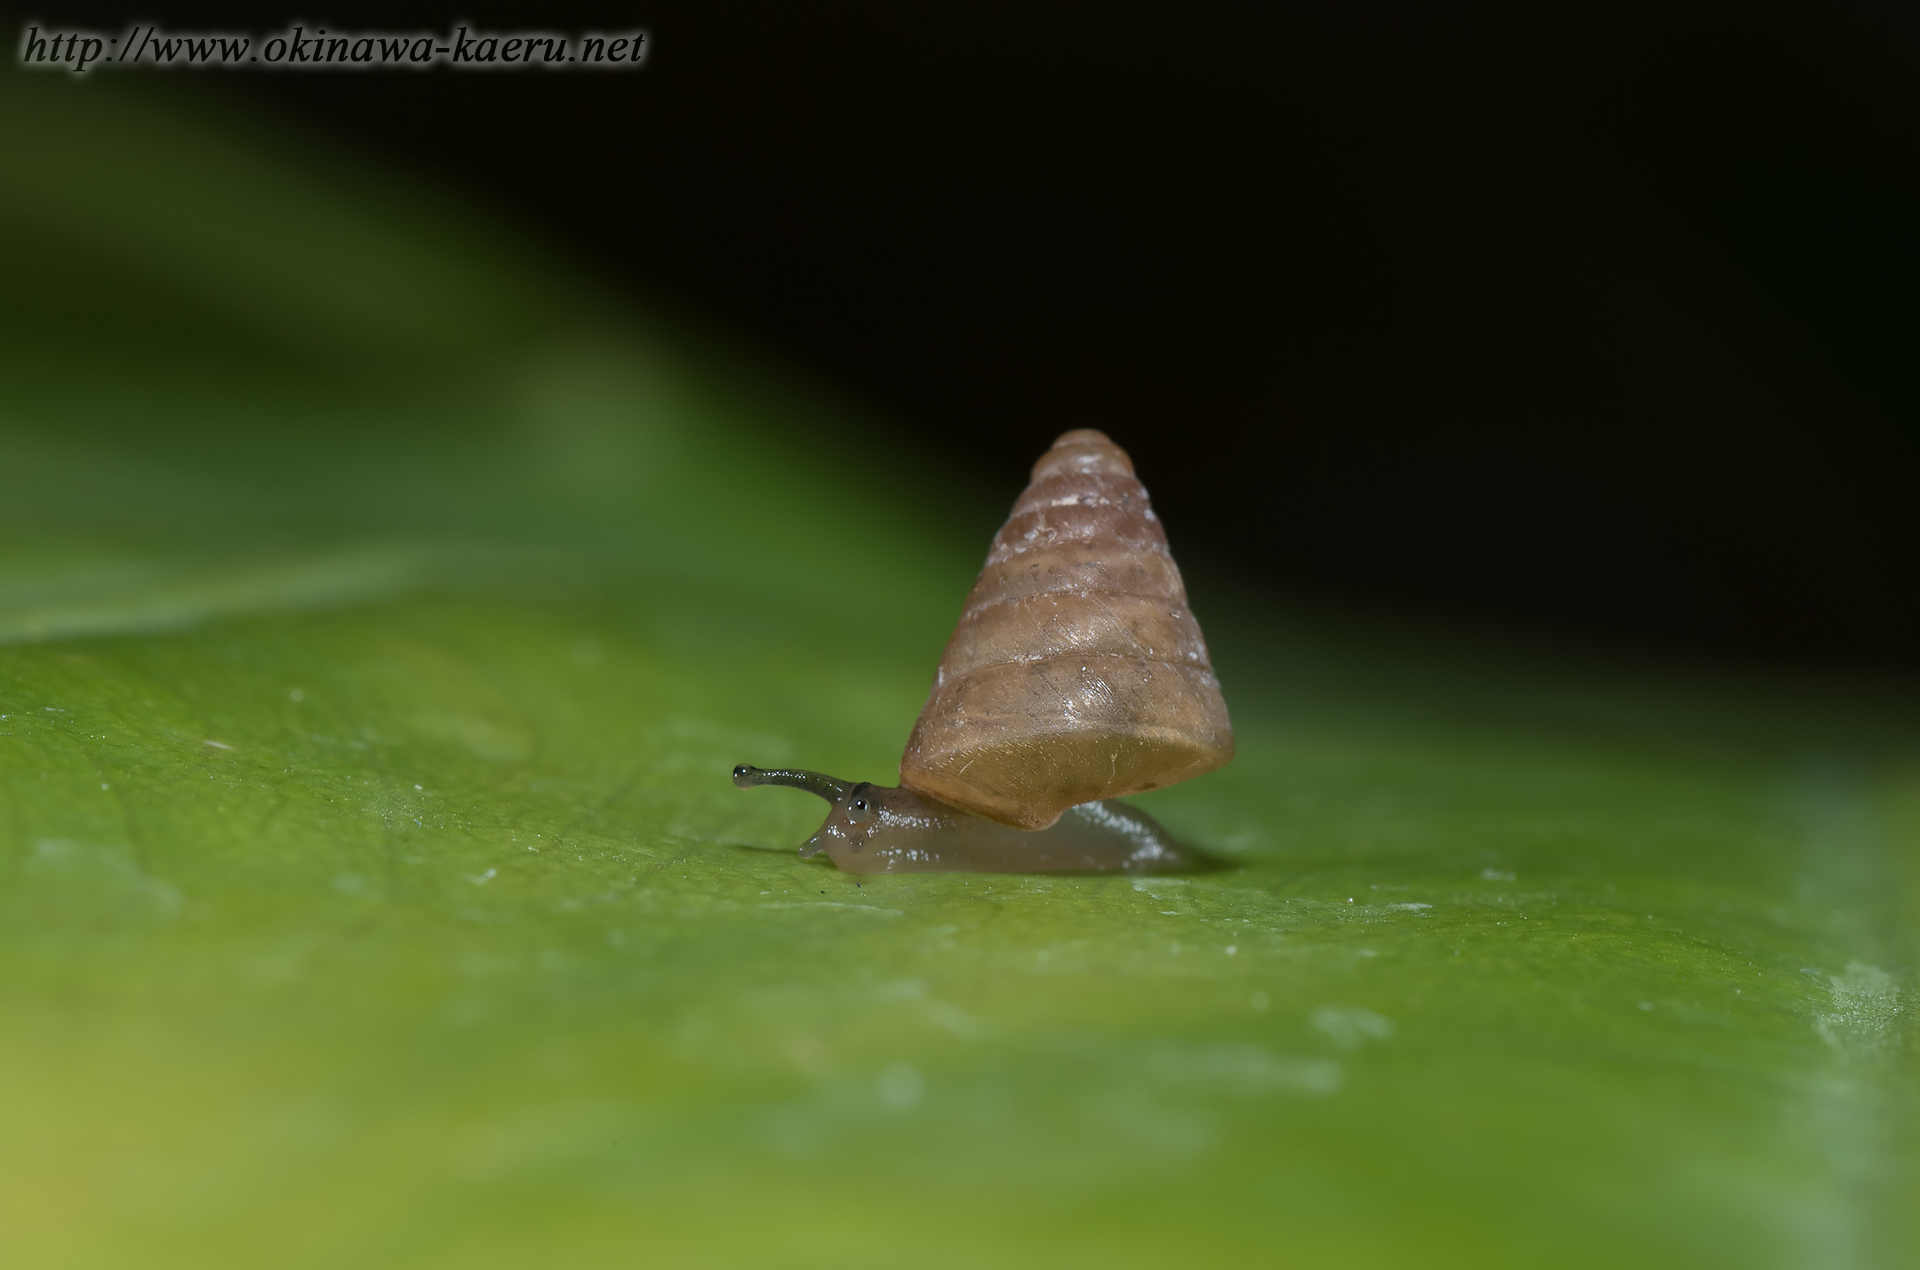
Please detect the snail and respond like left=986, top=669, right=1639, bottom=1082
left=734, top=428, right=1233, bottom=874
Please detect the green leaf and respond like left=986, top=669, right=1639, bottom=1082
left=0, top=74, right=1913, bottom=1268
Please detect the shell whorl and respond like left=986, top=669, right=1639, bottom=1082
left=899, top=429, right=1234, bottom=830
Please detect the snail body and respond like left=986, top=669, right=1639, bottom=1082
left=734, top=428, right=1231, bottom=873
left=732, top=765, right=1190, bottom=874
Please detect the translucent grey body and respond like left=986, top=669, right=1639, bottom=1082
left=731, top=764, right=1192, bottom=875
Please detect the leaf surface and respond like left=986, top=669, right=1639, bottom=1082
left=0, top=74, right=1913, bottom=1269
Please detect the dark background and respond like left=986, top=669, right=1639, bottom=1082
left=48, top=2, right=1920, bottom=668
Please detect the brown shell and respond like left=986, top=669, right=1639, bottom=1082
left=899, top=429, right=1234, bottom=829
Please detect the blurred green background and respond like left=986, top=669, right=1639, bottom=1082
left=0, top=66, right=1915, bottom=1268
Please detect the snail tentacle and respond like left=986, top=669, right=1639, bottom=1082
left=731, top=764, right=850, bottom=803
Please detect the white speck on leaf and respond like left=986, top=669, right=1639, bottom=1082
left=1311, top=1004, right=1396, bottom=1050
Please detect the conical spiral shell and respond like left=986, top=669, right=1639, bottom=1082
left=899, top=429, right=1233, bottom=830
